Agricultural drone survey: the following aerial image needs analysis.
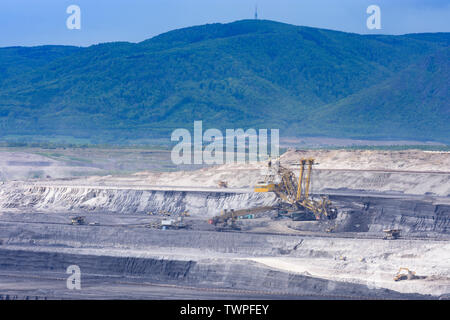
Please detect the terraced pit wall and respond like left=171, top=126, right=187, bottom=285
left=0, top=184, right=449, bottom=237
left=0, top=184, right=277, bottom=217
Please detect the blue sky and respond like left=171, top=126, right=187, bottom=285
left=0, top=0, right=449, bottom=47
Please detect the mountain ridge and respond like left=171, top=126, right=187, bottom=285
left=0, top=19, right=448, bottom=144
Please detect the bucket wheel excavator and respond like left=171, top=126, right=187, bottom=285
left=208, top=157, right=338, bottom=231
left=255, top=158, right=337, bottom=221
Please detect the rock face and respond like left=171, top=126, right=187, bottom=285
left=1, top=183, right=449, bottom=239
left=313, top=171, right=450, bottom=197
left=328, top=195, right=450, bottom=236
left=0, top=184, right=276, bottom=217
left=0, top=247, right=428, bottom=300
left=0, top=219, right=448, bottom=299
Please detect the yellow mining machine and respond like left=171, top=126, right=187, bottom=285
left=255, top=158, right=337, bottom=221
left=394, top=268, right=418, bottom=281
left=208, top=157, right=337, bottom=230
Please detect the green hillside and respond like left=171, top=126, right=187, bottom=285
left=0, top=19, right=448, bottom=144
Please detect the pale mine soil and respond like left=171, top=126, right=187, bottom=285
left=248, top=236, right=450, bottom=296
left=78, top=149, right=450, bottom=196
left=2, top=149, right=449, bottom=187
left=1, top=149, right=449, bottom=297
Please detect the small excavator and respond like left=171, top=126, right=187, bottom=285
left=394, top=268, right=419, bottom=281
left=218, top=181, right=228, bottom=188
left=208, top=206, right=275, bottom=231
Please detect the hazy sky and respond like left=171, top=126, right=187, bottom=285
left=0, top=0, right=449, bottom=47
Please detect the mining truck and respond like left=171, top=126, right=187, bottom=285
left=70, top=216, right=86, bottom=225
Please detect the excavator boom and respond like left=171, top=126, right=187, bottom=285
left=208, top=206, right=275, bottom=228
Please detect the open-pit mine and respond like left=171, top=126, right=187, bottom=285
left=0, top=148, right=449, bottom=299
